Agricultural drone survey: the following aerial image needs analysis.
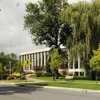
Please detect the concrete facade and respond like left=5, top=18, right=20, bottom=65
left=20, top=47, right=86, bottom=76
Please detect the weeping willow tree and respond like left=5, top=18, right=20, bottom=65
left=60, top=0, right=100, bottom=77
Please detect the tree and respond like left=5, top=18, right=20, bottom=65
left=0, top=63, right=4, bottom=79
left=60, top=0, right=100, bottom=78
left=0, top=52, right=18, bottom=69
left=24, top=0, right=72, bottom=48
left=50, top=49, right=62, bottom=83
left=10, top=53, right=18, bottom=69
left=90, top=44, right=100, bottom=86
left=12, top=61, right=23, bottom=78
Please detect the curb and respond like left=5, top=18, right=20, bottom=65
left=18, top=84, right=100, bottom=94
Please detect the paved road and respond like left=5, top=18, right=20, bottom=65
left=0, top=84, right=100, bottom=100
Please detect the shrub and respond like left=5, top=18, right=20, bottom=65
left=27, top=70, right=33, bottom=74
left=69, top=73, right=73, bottom=76
left=44, top=72, right=52, bottom=77
left=62, top=70, right=67, bottom=75
left=3, top=74, right=9, bottom=79
left=20, top=76, right=26, bottom=80
left=35, top=71, right=42, bottom=77
left=74, top=76, right=91, bottom=80
left=5, top=70, right=9, bottom=74
left=12, top=74, right=16, bottom=77
left=9, top=75, right=14, bottom=79
left=16, top=75, right=20, bottom=78
left=7, top=76, right=10, bottom=80
left=20, top=73, right=26, bottom=80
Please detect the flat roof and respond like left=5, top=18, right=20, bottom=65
left=20, top=45, right=66, bottom=55
left=20, top=47, right=50, bottom=55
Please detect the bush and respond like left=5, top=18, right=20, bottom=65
left=3, top=74, right=9, bottom=79
left=27, top=70, right=33, bottom=74
left=9, top=75, right=14, bottom=79
left=44, top=72, right=52, bottom=77
left=5, top=70, right=10, bottom=74
left=7, top=76, right=10, bottom=80
left=20, top=76, right=26, bottom=80
left=35, top=71, right=42, bottom=77
left=69, top=73, right=73, bottom=76
left=20, top=73, right=26, bottom=80
left=16, top=75, right=20, bottom=78
left=62, top=70, right=67, bottom=75
left=74, top=76, right=91, bottom=80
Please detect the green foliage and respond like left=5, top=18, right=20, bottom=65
left=20, top=73, right=26, bottom=80
left=27, top=70, right=33, bottom=74
left=74, top=76, right=91, bottom=80
left=24, top=0, right=72, bottom=48
left=90, top=44, right=100, bottom=85
left=44, top=57, right=51, bottom=73
left=44, top=72, right=52, bottom=77
left=10, top=75, right=14, bottom=79
left=35, top=71, right=43, bottom=77
left=0, top=63, right=4, bottom=75
left=62, top=70, right=67, bottom=75
left=90, top=44, right=100, bottom=72
left=5, top=70, right=10, bottom=74
left=0, top=52, right=18, bottom=69
left=69, top=73, right=73, bottom=76
left=60, top=0, right=100, bottom=74
left=12, top=61, right=23, bottom=74
left=50, top=49, right=62, bottom=73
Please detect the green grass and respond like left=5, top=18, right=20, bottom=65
left=28, top=76, right=100, bottom=90
left=27, top=82, right=100, bottom=90
left=31, top=76, right=100, bottom=83
left=32, top=76, right=64, bottom=81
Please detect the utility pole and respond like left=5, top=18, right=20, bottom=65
left=9, top=62, right=11, bottom=74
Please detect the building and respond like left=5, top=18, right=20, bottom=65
left=20, top=46, right=86, bottom=76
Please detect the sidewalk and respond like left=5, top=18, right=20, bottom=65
left=27, top=78, right=49, bottom=82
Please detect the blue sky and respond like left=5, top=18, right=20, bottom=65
left=0, top=0, right=92, bottom=58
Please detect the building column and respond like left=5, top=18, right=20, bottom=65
left=73, top=57, right=75, bottom=69
left=78, top=54, right=80, bottom=76
left=29, top=54, right=30, bottom=70
left=78, top=72, right=80, bottom=76
left=73, top=57, right=75, bottom=75
left=78, top=54, right=80, bottom=69
left=34, top=53, right=36, bottom=66
left=38, top=53, right=39, bottom=66
left=44, top=52, right=46, bottom=66
left=32, top=53, right=33, bottom=70
left=84, top=70, right=86, bottom=76
left=68, top=50, right=70, bottom=69
left=41, top=52, right=43, bottom=66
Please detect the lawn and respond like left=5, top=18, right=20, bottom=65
left=28, top=76, right=100, bottom=90
left=31, top=76, right=100, bottom=83
left=27, top=82, right=100, bottom=90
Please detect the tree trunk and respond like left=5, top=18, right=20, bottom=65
left=92, top=71, right=96, bottom=80
left=52, top=73, right=54, bottom=81
left=96, top=72, right=98, bottom=86
left=55, top=70, right=59, bottom=79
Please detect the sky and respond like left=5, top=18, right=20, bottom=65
left=0, top=0, right=92, bottom=58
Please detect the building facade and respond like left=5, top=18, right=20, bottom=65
left=20, top=47, right=86, bottom=76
